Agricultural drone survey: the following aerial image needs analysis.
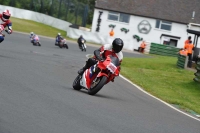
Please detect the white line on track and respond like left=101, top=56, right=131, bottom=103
left=85, top=54, right=200, bottom=122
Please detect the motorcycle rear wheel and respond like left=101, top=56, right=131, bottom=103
left=73, top=75, right=82, bottom=90
left=88, top=76, right=107, bottom=95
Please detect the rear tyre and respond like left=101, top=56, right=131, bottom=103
left=88, top=76, right=107, bottom=95
left=73, top=75, right=82, bottom=90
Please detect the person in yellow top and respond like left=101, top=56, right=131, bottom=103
left=139, top=41, right=146, bottom=53
left=109, top=29, right=114, bottom=37
left=184, top=40, right=194, bottom=67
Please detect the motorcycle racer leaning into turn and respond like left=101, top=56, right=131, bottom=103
left=77, top=35, right=86, bottom=49
left=55, top=33, right=62, bottom=45
left=30, top=32, right=39, bottom=43
left=78, top=38, right=124, bottom=81
left=0, top=9, right=13, bottom=43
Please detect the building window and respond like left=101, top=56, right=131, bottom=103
left=156, top=20, right=172, bottom=31
left=108, top=11, right=130, bottom=23
left=160, top=34, right=180, bottom=47
left=108, top=12, right=119, bottom=21
left=163, top=39, right=178, bottom=47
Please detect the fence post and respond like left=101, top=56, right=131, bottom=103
left=177, top=54, right=188, bottom=69
left=193, top=57, right=200, bottom=83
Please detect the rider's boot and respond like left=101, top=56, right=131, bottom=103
left=0, top=37, right=4, bottom=43
left=78, top=61, right=90, bottom=75
left=78, top=66, right=87, bottom=75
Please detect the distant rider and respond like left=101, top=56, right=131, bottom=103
left=30, top=32, right=39, bottom=44
left=78, top=38, right=124, bottom=80
left=77, top=35, right=86, bottom=48
left=55, top=33, right=62, bottom=45
left=0, top=9, right=13, bottom=43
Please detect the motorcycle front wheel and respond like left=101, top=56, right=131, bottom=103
left=73, top=75, right=82, bottom=90
left=88, top=76, right=107, bottom=95
left=64, top=44, right=68, bottom=49
left=38, top=42, right=41, bottom=46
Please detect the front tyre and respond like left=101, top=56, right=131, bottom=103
left=64, top=44, right=68, bottom=49
left=38, top=42, right=41, bottom=46
left=73, top=75, right=82, bottom=90
left=88, top=76, right=107, bottom=95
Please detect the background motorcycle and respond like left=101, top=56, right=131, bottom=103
left=55, top=39, right=69, bottom=49
left=58, top=38, right=68, bottom=49
left=73, top=55, right=120, bottom=95
left=79, top=39, right=86, bottom=52
left=31, top=35, right=41, bottom=46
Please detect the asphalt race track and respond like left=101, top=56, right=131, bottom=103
left=0, top=32, right=199, bottom=133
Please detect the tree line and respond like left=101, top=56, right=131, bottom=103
left=0, top=0, right=95, bottom=27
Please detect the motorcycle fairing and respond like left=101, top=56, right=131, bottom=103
left=80, top=65, right=98, bottom=89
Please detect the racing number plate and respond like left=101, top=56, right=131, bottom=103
left=107, top=63, right=117, bottom=73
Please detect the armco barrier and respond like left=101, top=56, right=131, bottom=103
left=149, top=43, right=180, bottom=57
left=177, top=54, right=188, bottom=69
left=193, top=58, right=200, bottom=83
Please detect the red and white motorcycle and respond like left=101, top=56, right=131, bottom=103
left=0, top=25, right=7, bottom=42
left=73, top=55, right=120, bottom=95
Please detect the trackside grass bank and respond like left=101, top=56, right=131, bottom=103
left=121, top=55, right=200, bottom=114
left=11, top=17, right=200, bottom=114
left=11, top=17, right=67, bottom=39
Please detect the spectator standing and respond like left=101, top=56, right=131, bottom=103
left=109, top=29, right=114, bottom=37
left=185, top=40, right=194, bottom=67
left=184, top=36, right=191, bottom=49
left=139, top=41, right=146, bottom=53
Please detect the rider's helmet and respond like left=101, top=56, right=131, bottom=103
left=30, top=32, right=34, bottom=36
left=58, top=33, right=61, bottom=36
left=2, top=10, right=11, bottom=21
left=112, top=38, right=124, bottom=53
left=80, top=35, right=83, bottom=38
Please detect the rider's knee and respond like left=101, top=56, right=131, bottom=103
left=0, top=36, right=4, bottom=42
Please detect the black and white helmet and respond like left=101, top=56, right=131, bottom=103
left=112, top=38, right=124, bottom=53
left=30, top=32, right=34, bottom=36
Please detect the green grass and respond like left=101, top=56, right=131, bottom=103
left=11, top=17, right=101, bottom=45
left=121, top=55, right=200, bottom=114
left=11, top=17, right=66, bottom=38
left=10, top=17, right=200, bottom=114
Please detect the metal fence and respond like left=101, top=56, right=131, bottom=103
left=194, top=58, right=200, bottom=83
left=149, top=43, right=180, bottom=57
left=0, top=0, right=89, bottom=27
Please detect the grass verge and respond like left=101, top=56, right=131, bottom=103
left=121, top=55, right=200, bottom=114
left=10, top=17, right=200, bottom=114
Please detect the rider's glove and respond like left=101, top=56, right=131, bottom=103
left=97, top=56, right=104, bottom=61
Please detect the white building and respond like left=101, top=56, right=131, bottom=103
left=91, top=0, right=200, bottom=50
